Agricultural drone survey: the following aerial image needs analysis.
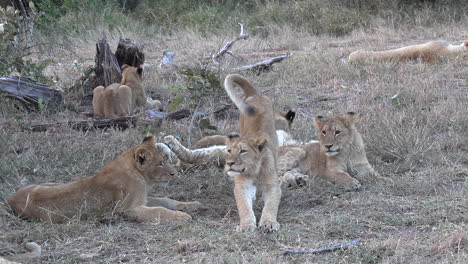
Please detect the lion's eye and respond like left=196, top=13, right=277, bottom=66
left=240, top=149, right=247, bottom=154
left=322, top=130, right=326, bottom=135
left=335, top=130, right=341, bottom=135
left=227, top=149, right=231, bottom=153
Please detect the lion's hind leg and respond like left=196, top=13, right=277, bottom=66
left=92, top=86, right=105, bottom=118
left=146, top=197, right=203, bottom=213
left=277, top=147, right=308, bottom=187
left=128, top=205, right=192, bottom=222
left=164, top=135, right=226, bottom=164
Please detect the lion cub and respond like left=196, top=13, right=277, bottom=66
left=7, top=134, right=201, bottom=223
left=93, top=65, right=157, bottom=119
left=223, top=74, right=281, bottom=233
left=278, top=112, right=382, bottom=190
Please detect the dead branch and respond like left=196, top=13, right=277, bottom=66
left=24, top=116, right=138, bottom=132
left=165, top=109, right=191, bottom=121
left=232, top=53, right=292, bottom=75
left=283, top=240, right=360, bottom=255
left=212, top=23, right=250, bottom=62
left=0, top=76, right=64, bottom=111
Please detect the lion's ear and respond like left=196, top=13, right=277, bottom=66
left=137, top=65, right=143, bottom=76
left=225, top=133, right=240, bottom=145
left=345, top=112, right=358, bottom=123
left=286, top=110, right=296, bottom=123
left=315, top=115, right=325, bottom=129
left=253, top=134, right=268, bottom=152
left=121, top=64, right=130, bottom=70
left=142, top=133, right=155, bottom=145
left=134, top=147, right=152, bottom=170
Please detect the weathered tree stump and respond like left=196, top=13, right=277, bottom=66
left=78, top=38, right=145, bottom=98
left=95, top=38, right=122, bottom=88
left=115, top=38, right=145, bottom=68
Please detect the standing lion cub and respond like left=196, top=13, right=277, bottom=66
left=7, top=134, right=202, bottom=223
left=223, top=74, right=281, bottom=233
left=93, top=65, right=156, bottom=119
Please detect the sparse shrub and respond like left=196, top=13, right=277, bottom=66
left=0, top=5, right=50, bottom=82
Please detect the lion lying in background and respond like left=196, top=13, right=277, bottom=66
left=348, top=40, right=468, bottom=63
left=7, top=134, right=201, bottom=223
left=92, top=65, right=160, bottom=119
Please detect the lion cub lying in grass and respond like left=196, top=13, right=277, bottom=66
left=349, top=40, right=468, bottom=63
left=92, top=65, right=160, bottom=119
left=7, top=134, right=201, bottom=223
left=277, top=112, right=383, bottom=190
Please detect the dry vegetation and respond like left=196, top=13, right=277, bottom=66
left=1, top=2, right=467, bottom=263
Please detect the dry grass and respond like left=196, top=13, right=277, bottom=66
left=1, top=18, right=467, bottom=263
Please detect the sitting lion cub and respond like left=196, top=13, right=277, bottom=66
left=349, top=40, right=468, bottom=63
left=93, top=65, right=159, bottom=119
left=277, top=112, right=382, bottom=190
left=7, top=134, right=201, bottom=223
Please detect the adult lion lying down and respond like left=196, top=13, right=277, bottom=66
left=92, top=65, right=160, bottom=119
left=7, top=134, right=201, bottom=223
left=349, top=40, right=468, bottom=63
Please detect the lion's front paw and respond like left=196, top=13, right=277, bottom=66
left=174, top=211, right=192, bottom=221
left=236, top=223, right=257, bottom=233
left=345, top=178, right=362, bottom=191
left=258, top=219, right=280, bottom=233
left=163, top=135, right=177, bottom=145
left=177, top=201, right=206, bottom=212
left=283, top=169, right=309, bottom=188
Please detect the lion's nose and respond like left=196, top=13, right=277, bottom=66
left=325, top=144, right=333, bottom=149
left=227, top=161, right=235, bottom=166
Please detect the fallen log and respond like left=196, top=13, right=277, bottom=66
left=0, top=76, right=64, bottom=111
left=165, top=109, right=191, bottom=121
left=233, top=53, right=292, bottom=75
left=24, top=116, right=138, bottom=132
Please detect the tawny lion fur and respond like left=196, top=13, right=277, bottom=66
left=349, top=40, right=468, bottom=63
left=277, top=112, right=383, bottom=190
left=92, top=65, right=149, bottom=119
left=7, top=134, right=202, bottom=223
left=223, top=74, right=281, bottom=233
left=190, top=109, right=296, bottom=149
left=0, top=242, right=41, bottom=263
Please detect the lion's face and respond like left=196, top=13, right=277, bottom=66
left=224, top=134, right=268, bottom=177
left=133, top=134, right=177, bottom=184
left=315, top=112, right=356, bottom=156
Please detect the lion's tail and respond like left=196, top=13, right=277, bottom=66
left=224, top=74, right=257, bottom=116
left=3, top=242, right=41, bottom=262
